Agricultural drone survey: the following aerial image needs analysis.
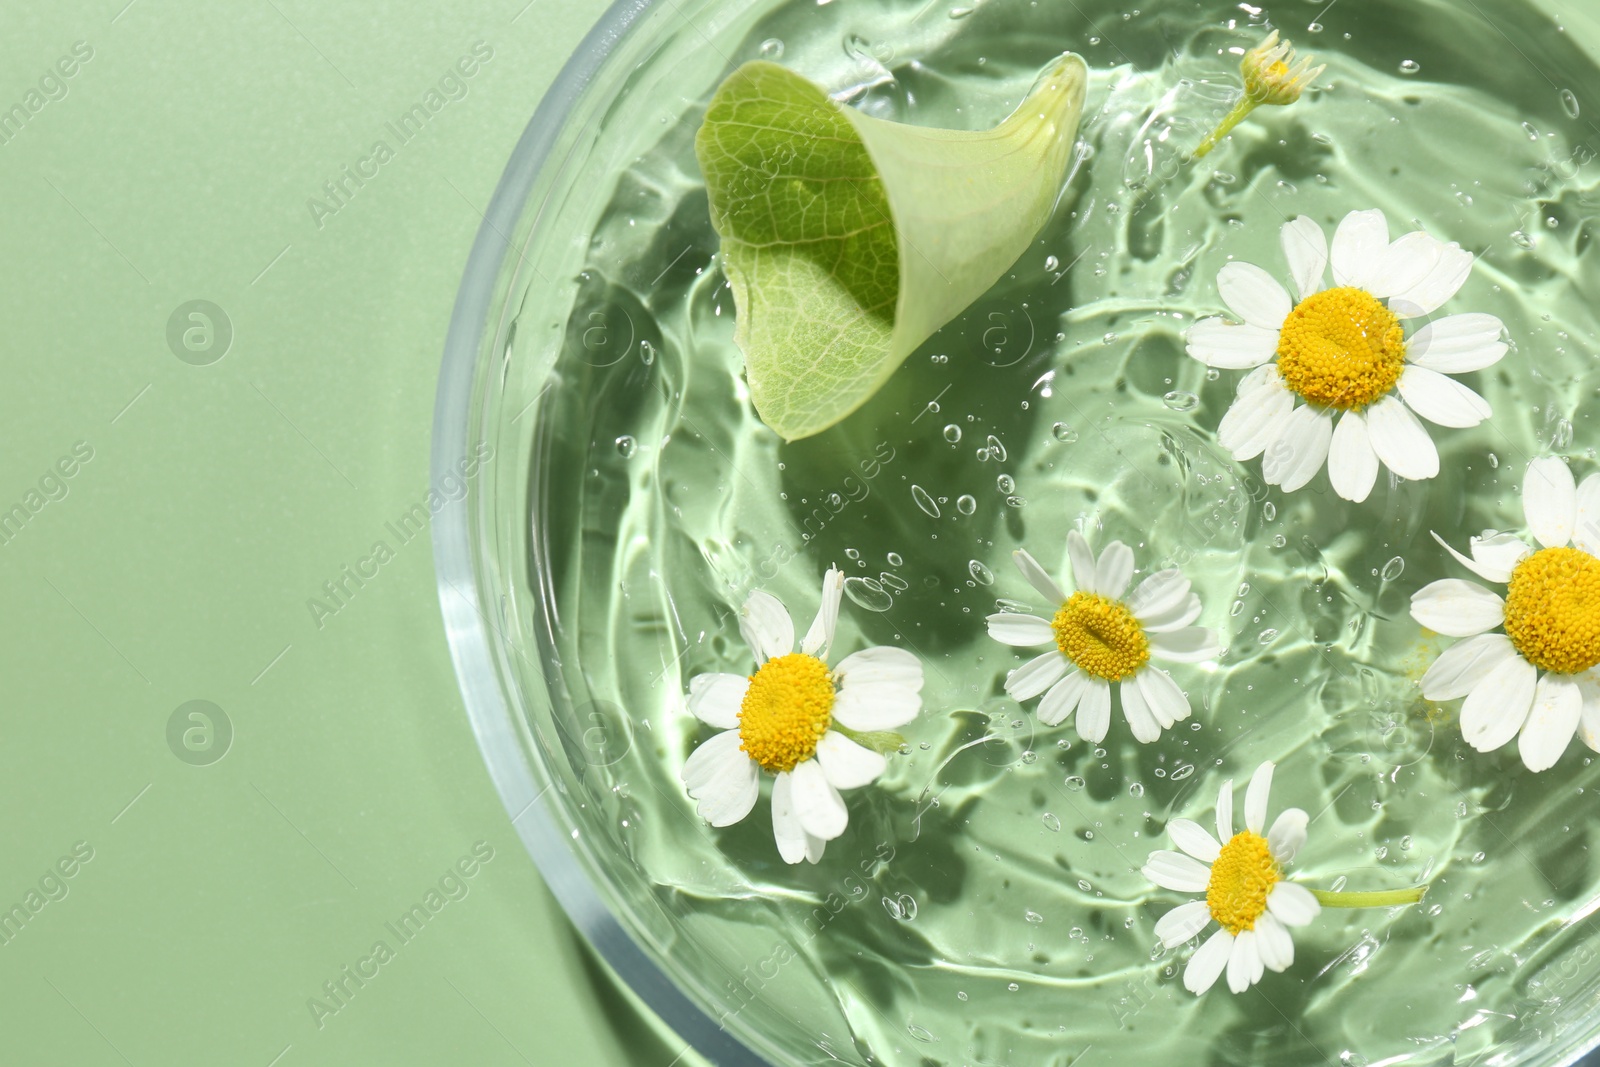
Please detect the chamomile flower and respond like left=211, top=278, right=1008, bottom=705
left=1195, top=30, right=1325, bottom=158
left=682, top=567, right=923, bottom=864
left=1412, top=457, right=1600, bottom=772
left=1142, top=762, right=1320, bottom=995
left=985, top=531, right=1220, bottom=743
left=1187, top=208, right=1508, bottom=502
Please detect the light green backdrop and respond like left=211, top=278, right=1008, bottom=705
left=0, top=2, right=707, bottom=1064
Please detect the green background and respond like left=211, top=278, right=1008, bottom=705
left=0, top=1, right=706, bottom=1063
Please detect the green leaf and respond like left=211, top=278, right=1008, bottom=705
left=695, top=54, right=1088, bottom=441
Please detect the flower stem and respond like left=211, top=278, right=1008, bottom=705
left=1193, top=97, right=1260, bottom=159
left=1310, top=886, right=1428, bottom=908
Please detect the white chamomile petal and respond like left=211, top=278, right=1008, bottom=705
left=788, top=758, right=848, bottom=840
left=1329, top=208, right=1390, bottom=289
left=1280, top=214, right=1327, bottom=301
left=1012, top=548, right=1066, bottom=604
left=683, top=731, right=759, bottom=827
left=1155, top=899, right=1213, bottom=948
left=1185, top=929, right=1234, bottom=995
left=1519, top=674, right=1582, bottom=773
left=1067, top=530, right=1097, bottom=595
left=1428, top=529, right=1531, bottom=584
left=1261, top=404, right=1333, bottom=493
left=1406, top=313, right=1508, bottom=373
left=1254, top=912, right=1295, bottom=973
left=1187, top=318, right=1279, bottom=369
left=1148, top=626, right=1223, bottom=663
left=815, top=730, right=887, bottom=790
left=1396, top=365, right=1491, bottom=429
left=1006, top=650, right=1071, bottom=702
left=1390, top=242, right=1474, bottom=319
left=1409, top=578, right=1506, bottom=637
left=1215, top=779, right=1234, bottom=843
left=1218, top=261, right=1294, bottom=331
left=1524, top=457, right=1577, bottom=549
left=1038, top=670, right=1091, bottom=726
left=1136, top=666, right=1192, bottom=728
left=801, top=566, right=845, bottom=657
left=986, top=612, right=1055, bottom=647
left=1227, top=931, right=1261, bottom=993
left=771, top=772, right=808, bottom=864
left=1142, top=850, right=1212, bottom=893
left=1126, top=569, right=1191, bottom=619
left=739, top=589, right=794, bottom=663
left=1217, top=367, right=1295, bottom=462
left=1094, top=541, right=1136, bottom=600
left=831, top=681, right=920, bottom=732
left=833, top=646, right=923, bottom=689
left=1575, top=474, right=1600, bottom=556
left=688, top=673, right=748, bottom=729
left=1076, top=677, right=1112, bottom=743
left=1365, top=396, right=1439, bottom=481
left=1244, top=760, right=1274, bottom=834
left=1328, top=410, right=1379, bottom=503
left=1267, top=807, right=1309, bottom=864
left=1460, top=656, right=1537, bottom=754
left=1167, top=818, right=1222, bottom=863
left=1121, top=680, right=1163, bottom=743
left=1420, top=632, right=1517, bottom=701
left=1577, top=672, right=1600, bottom=753
left=1266, top=881, right=1321, bottom=927
left=1366, top=229, right=1441, bottom=299
left=1139, top=593, right=1203, bottom=633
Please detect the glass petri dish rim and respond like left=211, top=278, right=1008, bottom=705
left=429, top=2, right=1600, bottom=1065
left=430, top=0, right=766, bottom=1062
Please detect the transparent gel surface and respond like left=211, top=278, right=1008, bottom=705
left=521, top=0, right=1600, bottom=1063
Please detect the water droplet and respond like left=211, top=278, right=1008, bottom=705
left=911, top=484, right=941, bottom=518
left=844, top=576, right=894, bottom=612
left=1044, top=254, right=1060, bottom=272
left=1272, top=533, right=1287, bottom=548
left=1262, top=502, right=1277, bottom=521
left=845, top=547, right=861, bottom=560
left=639, top=340, right=656, bottom=365
left=1169, top=763, right=1194, bottom=781
left=956, top=991, right=968, bottom=1001
left=1258, top=628, right=1279, bottom=645
left=883, top=893, right=918, bottom=920
left=1307, top=20, right=1324, bottom=32
left=985, top=435, right=1007, bottom=462
left=1511, top=229, right=1535, bottom=249
left=1399, top=59, right=1421, bottom=75
left=1562, top=88, right=1580, bottom=118
left=1007, top=982, right=1020, bottom=992
left=1025, top=909, right=1044, bottom=924
left=956, top=494, right=977, bottom=515
left=1042, top=812, right=1061, bottom=831
left=1162, top=390, right=1199, bottom=412
left=943, top=424, right=963, bottom=443
left=614, top=435, right=637, bottom=457
left=887, top=552, right=904, bottom=567
left=908, top=1023, right=935, bottom=1043
left=1381, top=556, right=1405, bottom=581
left=996, top=474, right=1015, bottom=494
left=1006, top=495, right=1028, bottom=508
left=758, top=37, right=784, bottom=59
left=1052, top=422, right=1079, bottom=443
left=930, top=353, right=948, bottom=364
left=1064, top=775, right=1086, bottom=791
left=1129, top=782, right=1145, bottom=797
left=969, top=560, right=995, bottom=585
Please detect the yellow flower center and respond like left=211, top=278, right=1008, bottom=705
left=1503, top=546, right=1600, bottom=674
left=1050, top=592, right=1150, bottom=681
left=1207, top=831, right=1280, bottom=935
left=1275, top=287, right=1406, bottom=410
left=737, top=652, right=835, bottom=774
